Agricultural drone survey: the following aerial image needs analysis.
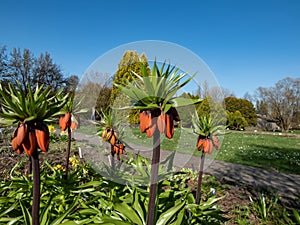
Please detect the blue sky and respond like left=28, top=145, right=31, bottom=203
left=1, top=0, right=299, bottom=98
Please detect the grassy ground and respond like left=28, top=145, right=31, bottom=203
left=79, top=126, right=300, bottom=175
left=216, top=132, right=300, bottom=174
left=74, top=125, right=300, bottom=174
left=1, top=126, right=299, bottom=224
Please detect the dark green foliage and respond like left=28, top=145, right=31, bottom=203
left=225, top=96, right=257, bottom=127
left=195, top=96, right=227, bottom=130
left=226, top=110, right=248, bottom=130
left=95, top=85, right=112, bottom=118
left=197, top=97, right=211, bottom=117
left=110, top=50, right=150, bottom=102
left=110, top=50, right=150, bottom=124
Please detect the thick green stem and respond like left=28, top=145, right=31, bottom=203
left=196, top=151, right=206, bottom=204
left=65, top=126, right=71, bottom=179
left=147, top=129, right=160, bottom=225
left=31, top=151, right=40, bottom=225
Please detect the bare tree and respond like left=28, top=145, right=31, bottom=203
left=243, top=92, right=253, bottom=102
left=76, top=81, right=102, bottom=120
left=9, top=48, right=34, bottom=93
left=199, top=80, right=210, bottom=99
left=255, top=77, right=300, bottom=131
left=0, top=46, right=8, bottom=78
left=1, top=47, right=68, bottom=94
left=33, top=52, right=65, bottom=91
left=209, top=86, right=234, bottom=103
left=64, top=75, right=79, bottom=95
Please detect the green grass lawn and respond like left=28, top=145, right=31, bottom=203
left=120, top=127, right=300, bottom=175
left=288, top=129, right=300, bottom=135
left=76, top=126, right=300, bottom=175
left=216, top=132, right=300, bottom=174
left=75, top=124, right=98, bottom=135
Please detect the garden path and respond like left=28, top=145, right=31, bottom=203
left=74, top=132, right=300, bottom=204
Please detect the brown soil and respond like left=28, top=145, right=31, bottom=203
left=186, top=174, right=299, bottom=225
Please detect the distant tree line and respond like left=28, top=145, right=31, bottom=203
left=92, top=50, right=259, bottom=130
left=4, top=46, right=297, bottom=132
left=195, top=76, right=300, bottom=132
left=0, top=46, right=78, bottom=95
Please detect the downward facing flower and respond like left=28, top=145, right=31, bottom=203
left=58, top=95, right=87, bottom=131
left=113, top=142, right=125, bottom=155
left=0, top=82, right=67, bottom=156
left=192, top=115, right=225, bottom=154
left=96, top=109, right=125, bottom=155
left=114, top=60, right=201, bottom=139
left=196, top=136, right=220, bottom=154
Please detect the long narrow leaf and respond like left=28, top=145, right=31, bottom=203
left=51, top=197, right=79, bottom=225
left=114, top=202, right=143, bottom=224
left=20, top=200, right=32, bottom=225
left=133, top=190, right=146, bottom=225
left=0, top=202, right=19, bottom=218
left=156, top=201, right=185, bottom=225
left=40, top=203, right=51, bottom=225
left=99, top=216, right=132, bottom=225
left=170, top=97, right=202, bottom=108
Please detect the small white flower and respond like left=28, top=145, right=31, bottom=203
left=210, top=188, right=216, bottom=196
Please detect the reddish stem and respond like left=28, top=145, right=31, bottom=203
left=196, top=151, right=206, bottom=204
left=65, top=126, right=71, bottom=179
left=147, top=128, right=160, bottom=225
left=110, top=144, right=116, bottom=167
left=31, top=151, right=40, bottom=225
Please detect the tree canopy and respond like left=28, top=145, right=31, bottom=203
left=255, top=77, right=300, bottom=131
left=225, top=96, right=257, bottom=127
left=110, top=50, right=150, bottom=102
left=226, top=110, right=248, bottom=130
left=110, top=50, right=150, bottom=124
left=0, top=46, right=77, bottom=94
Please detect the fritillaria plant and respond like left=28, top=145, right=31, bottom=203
left=115, top=61, right=200, bottom=225
left=97, top=109, right=125, bottom=162
left=0, top=82, right=67, bottom=225
left=59, top=95, right=87, bottom=179
left=192, top=114, right=225, bottom=204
